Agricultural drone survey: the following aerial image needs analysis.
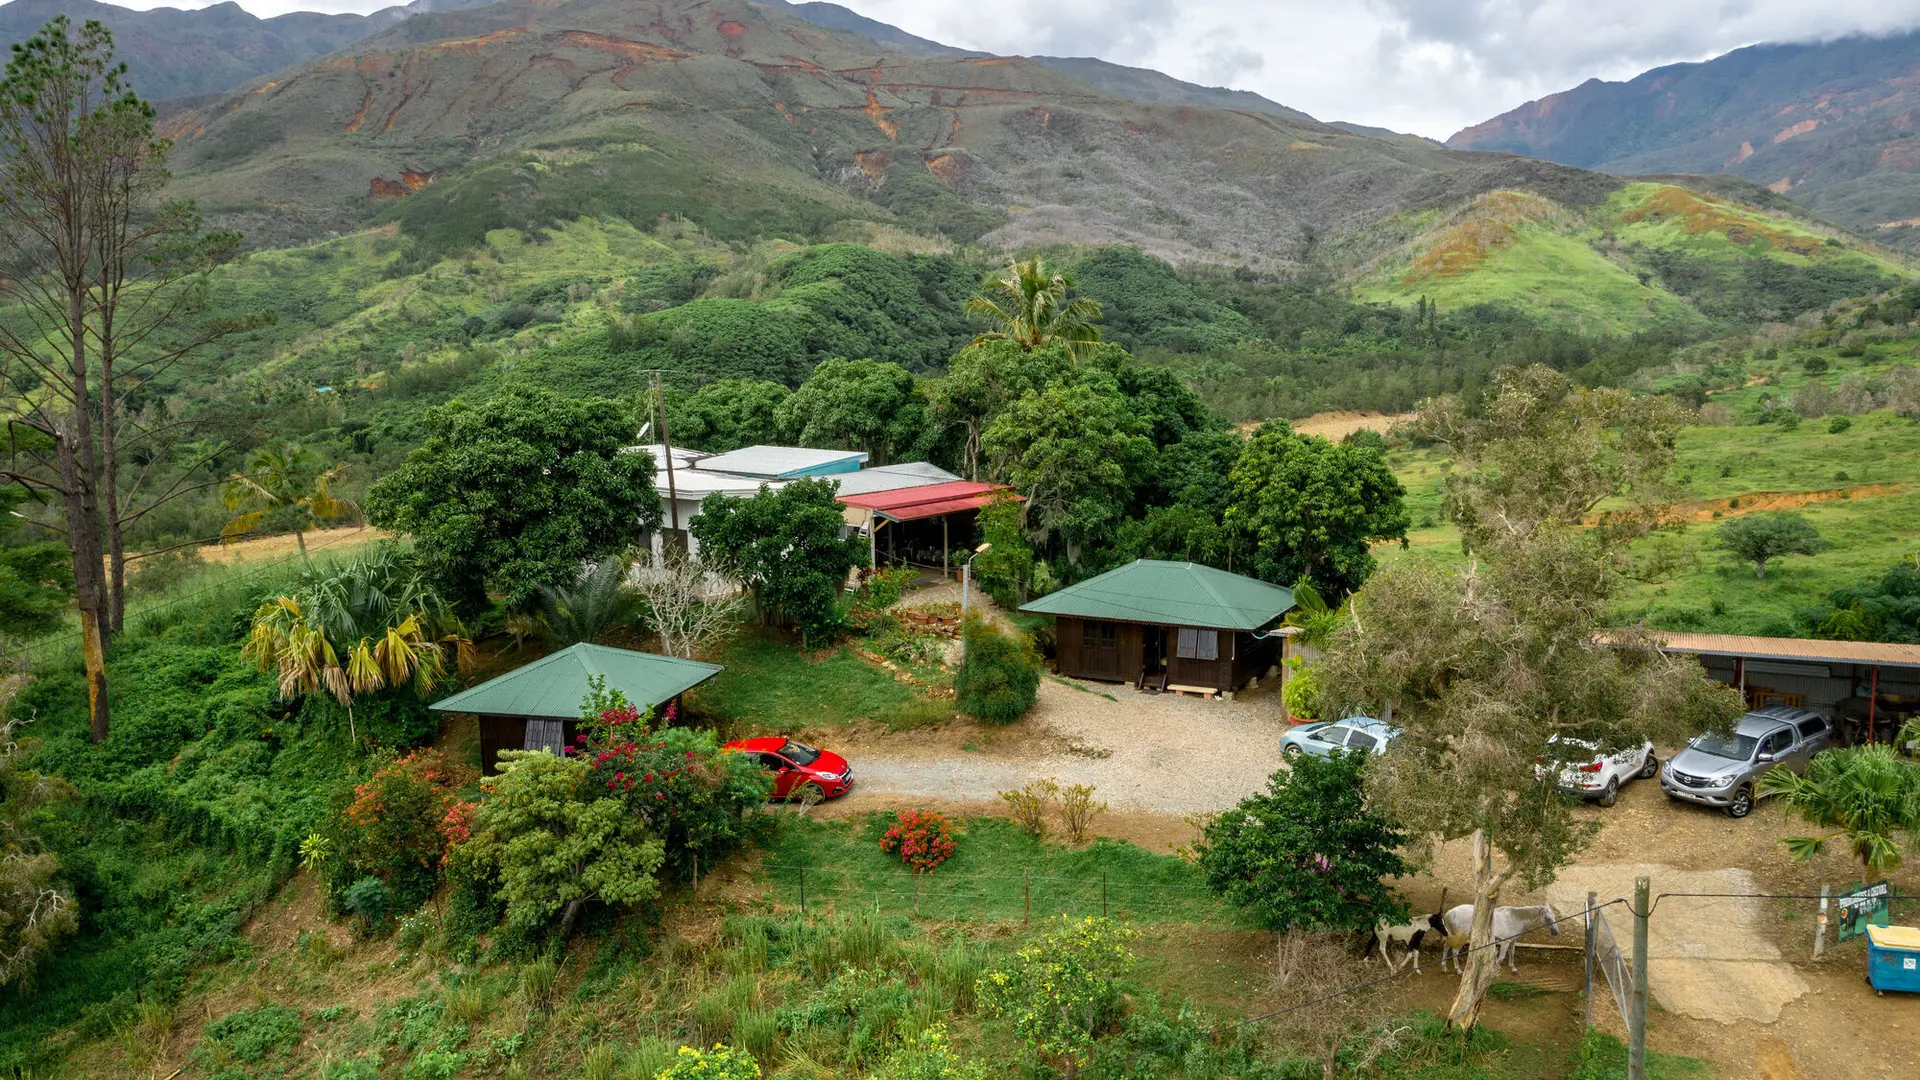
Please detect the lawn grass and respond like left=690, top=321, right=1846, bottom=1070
left=690, top=628, right=955, bottom=733
left=760, top=815, right=1240, bottom=926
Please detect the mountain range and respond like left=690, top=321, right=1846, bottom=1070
left=0, top=0, right=500, bottom=102
left=0, top=0, right=1908, bottom=333
left=1448, top=31, right=1920, bottom=251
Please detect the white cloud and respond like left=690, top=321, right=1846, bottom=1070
left=94, top=0, right=1920, bottom=137
left=848, top=0, right=1920, bottom=137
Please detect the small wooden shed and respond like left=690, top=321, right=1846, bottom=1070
left=1020, top=560, right=1295, bottom=695
left=430, top=643, right=724, bottom=774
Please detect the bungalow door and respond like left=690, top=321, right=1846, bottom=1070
left=1080, top=620, right=1121, bottom=678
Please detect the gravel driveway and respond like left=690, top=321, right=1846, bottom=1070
left=843, top=676, right=1288, bottom=816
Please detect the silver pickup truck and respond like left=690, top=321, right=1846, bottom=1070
left=1660, top=705, right=1833, bottom=818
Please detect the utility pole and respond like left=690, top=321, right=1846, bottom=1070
left=650, top=371, right=681, bottom=536
left=1629, top=876, right=1650, bottom=1080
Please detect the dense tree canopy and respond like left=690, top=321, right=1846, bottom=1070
left=689, top=479, right=866, bottom=644
left=365, top=387, right=660, bottom=606
left=1224, top=422, right=1409, bottom=594
left=668, top=379, right=789, bottom=453
left=981, top=372, right=1151, bottom=559
left=775, top=357, right=933, bottom=466
left=1197, top=752, right=1407, bottom=932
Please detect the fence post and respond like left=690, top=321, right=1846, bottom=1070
left=1814, top=885, right=1830, bottom=959
left=1582, top=890, right=1598, bottom=1031
left=1024, top=868, right=1031, bottom=926
left=914, top=873, right=923, bottom=917
left=1102, top=871, right=1108, bottom=919
left=1629, top=877, right=1650, bottom=1080
left=798, top=864, right=806, bottom=915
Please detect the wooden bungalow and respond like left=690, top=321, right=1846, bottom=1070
left=1020, top=560, right=1295, bottom=695
left=430, top=643, right=724, bottom=774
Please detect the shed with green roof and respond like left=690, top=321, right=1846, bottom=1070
left=1020, top=560, right=1294, bottom=694
left=431, top=643, right=723, bottom=773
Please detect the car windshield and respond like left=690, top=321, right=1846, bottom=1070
left=1689, top=732, right=1758, bottom=761
left=780, top=739, right=822, bottom=766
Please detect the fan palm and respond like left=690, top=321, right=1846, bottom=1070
left=243, top=546, right=473, bottom=739
left=966, top=258, right=1103, bottom=358
left=222, top=443, right=359, bottom=559
left=1759, top=744, right=1920, bottom=873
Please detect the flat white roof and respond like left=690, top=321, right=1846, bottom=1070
left=830, top=462, right=961, bottom=496
left=697, top=444, right=868, bottom=478
left=654, top=468, right=783, bottom=499
left=623, top=443, right=709, bottom=468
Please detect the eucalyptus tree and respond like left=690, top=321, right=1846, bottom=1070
left=1317, top=366, right=1744, bottom=1030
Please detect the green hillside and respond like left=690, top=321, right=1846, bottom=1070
left=1355, top=184, right=1908, bottom=332
left=1447, top=31, right=1920, bottom=251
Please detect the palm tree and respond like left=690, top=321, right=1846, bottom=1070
left=533, top=556, right=638, bottom=647
left=243, top=546, right=473, bottom=740
left=966, top=257, right=1103, bottom=358
left=1759, top=744, right=1920, bottom=873
left=222, top=443, right=359, bottom=559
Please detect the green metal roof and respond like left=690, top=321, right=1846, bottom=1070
left=429, top=643, right=723, bottom=719
left=1019, top=560, right=1294, bottom=631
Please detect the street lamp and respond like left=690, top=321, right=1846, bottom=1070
left=960, top=542, right=992, bottom=625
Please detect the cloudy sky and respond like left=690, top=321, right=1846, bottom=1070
left=104, top=0, right=1920, bottom=138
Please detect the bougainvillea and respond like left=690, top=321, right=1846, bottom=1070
left=570, top=682, right=770, bottom=880
left=879, top=810, right=958, bottom=873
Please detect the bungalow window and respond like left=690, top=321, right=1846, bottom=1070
left=1082, top=622, right=1118, bottom=649
left=1175, top=628, right=1218, bottom=661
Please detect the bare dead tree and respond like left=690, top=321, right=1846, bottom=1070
left=628, top=547, right=745, bottom=659
left=1266, top=929, right=1403, bottom=1080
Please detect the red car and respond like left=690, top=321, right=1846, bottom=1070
left=723, top=737, right=854, bottom=800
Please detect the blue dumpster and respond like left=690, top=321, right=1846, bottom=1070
left=1866, top=925, right=1920, bottom=994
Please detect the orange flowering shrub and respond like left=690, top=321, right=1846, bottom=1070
left=330, top=749, right=471, bottom=910
left=879, top=810, right=957, bottom=874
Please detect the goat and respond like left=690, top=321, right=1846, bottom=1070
left=1368, top=910, right=1445, bottom=973
left=1439, top=903, right=1562, bottom=973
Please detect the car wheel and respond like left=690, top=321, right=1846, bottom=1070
left=1282, top=744, right=1303, bottom=762
left=1598, top=777, right=1620, bottom=808
left=1726, top=786, right=1754, bottom=819
left=1638, top=754, right=1658, bottom=780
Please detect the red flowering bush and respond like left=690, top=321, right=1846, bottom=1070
left=570, top=681, right=771, bottom=881
left=879, top=810, right=958, bottom=873
left=327, top=749, right=471, bottom=911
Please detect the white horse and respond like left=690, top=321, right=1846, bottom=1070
left=1439, top=903, right=1562, bottom=973
left=1369, top=910, right=1445, bottom=973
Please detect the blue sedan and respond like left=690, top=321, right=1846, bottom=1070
left=1280, top=717, right=1398, bottom=761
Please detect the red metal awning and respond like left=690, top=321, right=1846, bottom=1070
left=836, top=480, right=1014, bottom=522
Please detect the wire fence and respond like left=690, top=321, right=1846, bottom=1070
left=759, top=862, right=1235, bottom=925
left=1, top=526, right=378, bottom=672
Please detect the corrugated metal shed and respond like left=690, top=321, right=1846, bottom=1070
left=830, top=462, right=961, bottom=497
left=1020, top=560, right=1296, bottom=631
left=430, top=643, right=723, bottom=719
left=1649, top=633, right=1920, bottom=669
left=696, top=445, right=868, bottom=479
left=837, top=480, right=1009, bottom=522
